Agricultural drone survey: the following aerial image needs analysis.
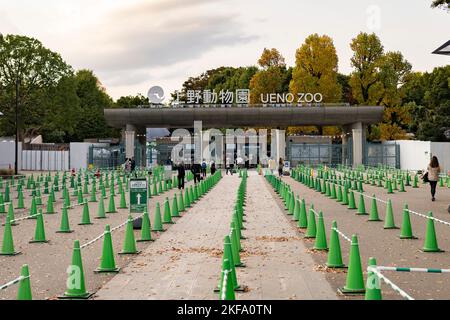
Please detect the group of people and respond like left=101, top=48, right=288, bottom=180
left=176, top=160, right=216, bottom=190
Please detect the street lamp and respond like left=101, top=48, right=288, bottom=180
left=15, top=79, right=20, bottom=175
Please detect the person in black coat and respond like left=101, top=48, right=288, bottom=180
left=177, top=162, right=186, bottom=189
left=210, top=162, right=216, bottom=175
left=191, top=163, right=202, bottom=184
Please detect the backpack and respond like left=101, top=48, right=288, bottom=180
left=202, top=162, right=207, bottom=169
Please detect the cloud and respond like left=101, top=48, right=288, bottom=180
left=70, top=0, right=257, bottom=88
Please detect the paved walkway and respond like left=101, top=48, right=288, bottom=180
left=94, top=171, right=337, bottom=300
left=94, top=174, right=240, bottom=299
left=237, top=172, right=337, bottom=299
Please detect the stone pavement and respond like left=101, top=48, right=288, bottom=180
left=236, top=171, right=337, bottom=299
left=94, top=171, right=337, bottom=300
left=94, top=174, right=240, bottom=299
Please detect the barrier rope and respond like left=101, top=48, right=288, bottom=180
left=372, top=265, right=450, bottom=274
left=10, top=212, right=40, bottom=223
left=332, top=227, right=352, bottom=243
left=351, top=190, right=450, bottom=227
left=367, top=266, right=414, bottom=300
left=0, top=275, right=29, bottom=291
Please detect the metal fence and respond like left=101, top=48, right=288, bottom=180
left=287, top=143, right=342, bottom=167
left=364, top=142, right=400, bottom=168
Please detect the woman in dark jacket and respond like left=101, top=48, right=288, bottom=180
left=177, top=162, right=186, bottom=189
left=210, top=162, right=216, bottom=175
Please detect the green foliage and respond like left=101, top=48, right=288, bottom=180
left=0, top=34, right=119, bottom=142
left=0, top=34, right=74, bottom=140
left=116, top=94, right=149, bottom=108
left=70, top=70, right=116, bottom=141
left=290, top=34, right=342, bottom=103
left=405, top=66, right=450, bottom=141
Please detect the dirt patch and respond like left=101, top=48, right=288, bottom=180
left=255, top=236, right=302, bottom=242
left=154, top=246, right=223, bottom=258
left=313, top=264, right=348, bottom=274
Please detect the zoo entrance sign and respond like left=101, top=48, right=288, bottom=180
left=174, top=89, right=323, bottom=104
left=148, top=85, right=323, bottom=105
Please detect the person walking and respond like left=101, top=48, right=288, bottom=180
left=191, top=162, right=201, bottom=184
left=201, top=159, right=207, bottom=178
left=177, top=162, right=185, bottom=190
left=278, top=157, right=284, bottom=177
left=426, top=156, right=441, bottom=201
left=210, top=162, right=216, bottom=175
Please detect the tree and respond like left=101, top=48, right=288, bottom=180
left=431, top=0, right=450, bottom=10
left=289, top=34, right=342, bottom=103
left=116, top=94, right=149, bottom=108
left=349, top=32, right=384, bottom=105
left=0, top=34, right=74, bottom=140
left=69, top=70, right=117, bottom=141
left=40, top=76, right=81, bottom=142
left=258, top=48, right=286, bottom=69
left=249, top=48, right=288, bottom=104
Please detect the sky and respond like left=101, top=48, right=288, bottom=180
left=0, top=0, right=449, bottom=101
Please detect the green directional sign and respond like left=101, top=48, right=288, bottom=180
left=129, top=178, right=148, bottom=213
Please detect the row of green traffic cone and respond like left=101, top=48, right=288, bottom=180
left=218, top=171, right=247, bottom=300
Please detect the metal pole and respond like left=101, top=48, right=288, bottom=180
left=15, top=79, right=19, bottom=175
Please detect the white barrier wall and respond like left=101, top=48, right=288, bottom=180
left=69, top=142, right=92, bottom=170
left=0, top=141, right=22, bottom=169
left=430, top=142, right=450, bottom=174
left=386, top=140, right=431, bottom=172
left=21, top=150, right=69, bottom=171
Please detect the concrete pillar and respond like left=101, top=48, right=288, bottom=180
left=341, top=125, right=350, bottom=166
left=271, top=129, right=286, bottom=162
left=125, top=124, right=136, bottom=159
left=351, top=122, right=366, bottom=167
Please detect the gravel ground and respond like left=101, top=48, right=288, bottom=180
left=0, top=172, right=194, bottom=300
left=276, top=173, right=450, bottom=300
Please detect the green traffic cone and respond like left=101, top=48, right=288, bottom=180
left=29, top=196, right=37, bottom=219
left=326, top=221, right=345, bottom=268
left=422, top=212, right=444, bottom=252
left=7, top=203, right=17, bottom=226
left=17, top=264, right=32, bottom=300
left=313, top=211, right=328, bottom=250
left=163, top=198, right=173, bottom=224
left=89, top=186, right=97, bottom=202
left=219, top=259, right=236, bottom=300
left=347, top=191, right=356, bottom=209
left=171, top=195, right=180, bottom=217
left=304, top=207, right=317, bottom=238
left=95, top=197, right=107, bottom=219
left=292, top=197, right=300, bottom=221
left=399, top=205, right=417, bottom=239
left=16, top=190, right=25, bottom=209
left=137, top=209, right=154, bottom=242
left=56, top=206, right=73, bottom=233
left=45, top=194, right=56, bottom=214
left=0, top=216, right=21, bottom=255
left=365, top=257, right=382, bottom=300
left=356, top=193, right=367, bottom=215
left=178, top=191, right=185, bottom=212
left=184, top=188, right=191, bottom=208
left=119, top=215, right=140, bottom=254
left=118, top=190, right=127, bottom=209
left=78, top=200, right=93, bottom=225
left=387, top=180, right=393, bottom=194
left=383, top=199, right=398, bottom=229
left=368, top=195, right=381, bottom=221
left=95, top=225, right=120, bottom=273
left=29, top=210, right=48, bottom=243
left=152, top=202, right=164, bottom=232
left=341, top=187, right=349, bottom=205
left=60, top=240, right=92, bottom=299
left=297, top=199, right=308, bottom=228
left=106, top=193, right=117, bottom=213
left=339, top=235, right=365, bottom=295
